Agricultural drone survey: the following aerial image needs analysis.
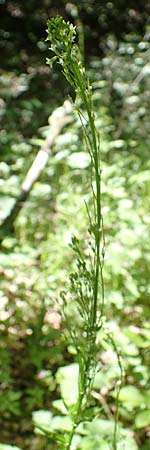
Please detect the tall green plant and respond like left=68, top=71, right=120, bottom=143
left=45, top=17, right=119, bottom=450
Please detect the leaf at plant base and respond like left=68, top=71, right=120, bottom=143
left=83, top=418, right=114, bottom=438
left=135, top=410, right=150, bottom=428
left=93, top=371, right=109, bottom=389
left=0, top=446, right=22, bottom=450
left=52, top=399, right=68, bottom=415
left=56, top=363, right=79, bottom=406
left=73, top=409, right=103, bottom=437
left=71, top=433, right=82, bottom=448
left=119, top=386, right=144, bottom=410
left=50, top=414, right=72, bottom=432
left=32, top=409, right=52, bottom=434
left=80, top=436, right=110, bottom=450
left=80, top=419, right=138, bottom=450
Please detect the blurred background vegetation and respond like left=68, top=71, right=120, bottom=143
left=0, top=1, right=150, bottom=449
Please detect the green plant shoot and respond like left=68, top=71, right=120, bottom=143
left=46, top=16, right=105, bottom=449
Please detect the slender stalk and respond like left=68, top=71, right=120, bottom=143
left=47, top=17, right=105, bottom=449
left=71, top=59, right=102, bottom=326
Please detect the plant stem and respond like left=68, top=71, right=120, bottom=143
left=47, top=17, right=105, bottom=449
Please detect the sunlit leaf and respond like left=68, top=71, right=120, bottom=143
left=67, top=152, right=91, bottom=169
left=32, top=409, right=52, bottom=434
left=135, top=410, right=150, bottom=428
left=0, top=446, right=22, bottom=450
left=56, top=363, right=79, bottom=406
left=119, top=386, right=144, bottom=410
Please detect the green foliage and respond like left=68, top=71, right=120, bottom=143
left=0, top=446, right=22, bottom=450
left=56, top=363, right=79, bottom=406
